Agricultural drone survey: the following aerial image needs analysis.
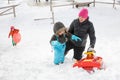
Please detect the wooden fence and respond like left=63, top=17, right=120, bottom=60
left=34, top=0, right=119, bottom=24
left=0, top=4, right=19, bottom=17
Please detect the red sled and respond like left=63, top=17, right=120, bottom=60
left=73, top=51, right=105, bottom=73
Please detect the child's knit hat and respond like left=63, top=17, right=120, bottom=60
left=11, top=26, right=15, bottom=30
left=53, top=22, right=66, bottom=34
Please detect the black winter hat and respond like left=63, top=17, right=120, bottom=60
left=53, top=22, right=65, bottom=34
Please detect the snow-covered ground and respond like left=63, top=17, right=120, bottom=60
left=0, top=0, right=120, bottom=80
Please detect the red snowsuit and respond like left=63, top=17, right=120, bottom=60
left=8, top=28, right=19, bottom=46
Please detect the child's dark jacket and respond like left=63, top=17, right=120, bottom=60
left=50, top=32, right=72, bottom=44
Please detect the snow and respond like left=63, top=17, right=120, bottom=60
left=0, top=0, right=120, bottom=80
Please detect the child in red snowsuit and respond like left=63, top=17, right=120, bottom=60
left=8, top=26, right=20, bottom=46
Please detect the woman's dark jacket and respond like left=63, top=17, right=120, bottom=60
left=68, top=18, right=96, bottom=48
